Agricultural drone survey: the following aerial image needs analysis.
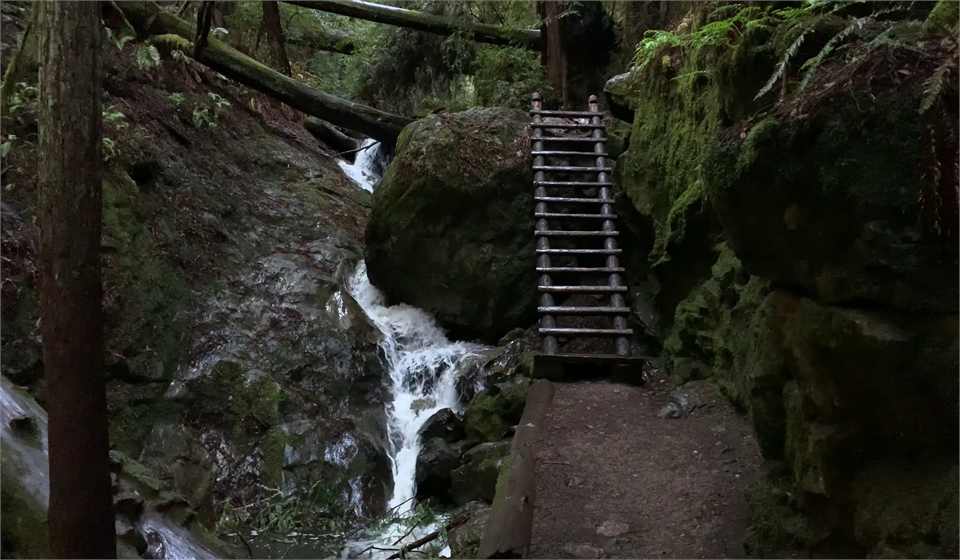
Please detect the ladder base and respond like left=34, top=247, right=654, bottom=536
left=533, top=353, right=645, bottom=385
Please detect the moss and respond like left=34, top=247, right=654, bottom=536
left=737, top=118, right=780, bottom=173
left=102, top=171, right=189, bottom=379
left=110, top=399, right=180, bottom=458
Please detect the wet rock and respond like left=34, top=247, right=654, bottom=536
left=138, top=423, right=215, bottom=525
left=463, top=377, right=532, bottom=444
left=365, top=108, right=537, bottom=343
left=114, top=490, right=145, bottom=521
left=419, top=408, right=465, bottom=443
left=497, top=328, right=526, bottom=347
left=415, top=438, right=470, bottom=500
left=447, top=501, right=491, bottom=559
left=657, top=387, right=701, bottom=419
left=115, top=517, right=148, bottom=556
left=456, top=339, right=532, bottom=404
left=449, top=441, right=511, bottom=505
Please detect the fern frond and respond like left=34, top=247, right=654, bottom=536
left=920, top=56, right=958, bottom=114
left=797, top=16, right=866, bottom=93
left=755, top=28, right=810, bottom=100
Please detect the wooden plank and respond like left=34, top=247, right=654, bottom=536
left=535, top=212, right=617, bottom=219
left=538, top=285, right=628, bottom=293
left=530, top=122, right=605, bottom=129
left=531, top=150, right=607, bottom=157
left=533, top=166, right=613, bottom=172
left=538, top=305, right=630, bottom=313
left=536, top=248, right=621, bottom=254
left=536, top=267, right=625, bottom=273
left=534, top=196, right=613, bottom=203
left=534, top=181, right=614, bottom=186
left=534, top=230, right=619, bottom=236
left=529, top=109, right=602, bottom=117
left=531, top=136, right=606, bottom=142
left=539, top=328, right=633, bottom=336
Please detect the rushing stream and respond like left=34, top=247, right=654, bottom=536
left=337, top=138, right=486, bottom=558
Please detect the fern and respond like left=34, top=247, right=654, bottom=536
left=632, top=29, right=683, bottom=72
left=920, top=52, right=958, bottom=114
left=796, top=16, right=866, bottom=92
left=134, top=43, right=161, bottom=71
left=755, top=29, right=809, bottom=99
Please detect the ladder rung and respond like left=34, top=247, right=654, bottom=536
left=537, top=267, right=625, bottom=273
left=530, top=109, right=602, bottom=118
left=536, top=248, right=622, bottom=254
left=535, top=181, right=615, bottom=187
left=539, top=306, right=631, bottom=314
left=532, top=137, right=606, bottom=143
left=538, top=328, right=633, bottom=337
left=535, top=213, right=618, bottom=219
left=538, top=285, right=628, bottom=293
left=535, top=196, right=614, bottom=203
left=532, top=123, right=605, bottom=130
left=535, top=230, right=618, bottom=237
left=534, top=166, right=612, bottom=173
left=532, top=151, right=607, bottom=157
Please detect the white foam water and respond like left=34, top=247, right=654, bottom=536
left=340, top=263, right=483, bottom=558
left=338, top=139, right=383, bottom=193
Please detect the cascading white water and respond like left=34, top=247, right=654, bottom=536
left=340, top=263, right=484, bottom=558
left=336, top=133, right=486, bottom=558
left=338, top=139, right=383, bottom=193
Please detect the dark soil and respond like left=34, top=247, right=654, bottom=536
left=529, top=376, right=763, bottom=559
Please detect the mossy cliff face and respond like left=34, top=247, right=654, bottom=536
left=365, top=108, right=536, bottom=344
left=617, top=7, right=958, bottom=557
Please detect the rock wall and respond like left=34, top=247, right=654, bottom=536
left=614, top=5, right=959, bottom=557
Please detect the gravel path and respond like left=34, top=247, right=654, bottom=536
left=529, top=376, right=763, bottom=559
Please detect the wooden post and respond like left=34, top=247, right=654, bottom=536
left=539, top=1, right=568, bottom=108
left=589, top=95, right=630, bottom=357
left=532, top=93, right=558, bottom=356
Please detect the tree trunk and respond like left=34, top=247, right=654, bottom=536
left=110, top=1, right=414, bottom=144
left=538, top=1, right=568, bottom=109
left=285, top=28, right=355, bottom=54
left=262, top=1, right=291, bottom=75
left=282, top=0, right=541, bottom=49
left=37, top=2, right=116, bottom=558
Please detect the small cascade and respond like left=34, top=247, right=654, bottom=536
left=341, top=263, right=486, bottom=558
left=338, top=138, right=385, bottom=193
left=0, top=377, right=219, bottom=559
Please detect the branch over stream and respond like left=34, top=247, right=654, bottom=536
left=109, top=1, right=415, bottom=144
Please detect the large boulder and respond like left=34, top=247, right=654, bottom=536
left=365, top=108, right=536, bottom=343
left=449, top=441, right=511, bottom=506
left=704, top=92, right=959, bottom=314
left=419, top=408, right=465, bottom=443
left=463, top=377, right=532, bottom=444
left=415, top=438, right=469, bottom=501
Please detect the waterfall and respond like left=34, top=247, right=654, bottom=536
left=339, top=263, right=484, bottom=558
left=337, top=135, right=487, bottom=557
left=338, top=139, right=385, bottom=193
left=0, top=377, right=219, bottom=559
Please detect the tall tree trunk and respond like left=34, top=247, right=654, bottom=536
left=37, top=2, right=116, bottom=558
left=282, top=0, right=541, bottom=48
left=262, top=1, right=292, bottom=75
left=539, top=1, right=568, bottom=108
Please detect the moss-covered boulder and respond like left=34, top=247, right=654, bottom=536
left=462, top=377, right=532, bottom=444
left=449, top=441, right=511, bottom=506
left=364, top=108, right=535, bottom=343
left=704, top=95, right=958, bottom=314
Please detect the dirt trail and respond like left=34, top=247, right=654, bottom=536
left=529, top=376, right=763, bottom=559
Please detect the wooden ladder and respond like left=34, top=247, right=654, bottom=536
left=530, top=92, right=642, bottom=380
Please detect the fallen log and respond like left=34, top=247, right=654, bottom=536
left=286, top=28, right=355, bottom=54
left=282, top=0, right=540, bottom=49
left=304, top=116, right=357, bottom=156
left=477, top=379, right=555, bottom=559
left=110, top=1, right=414, bottom=144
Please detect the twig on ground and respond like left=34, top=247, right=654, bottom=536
left=386, top=513, right=470, bottom=560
